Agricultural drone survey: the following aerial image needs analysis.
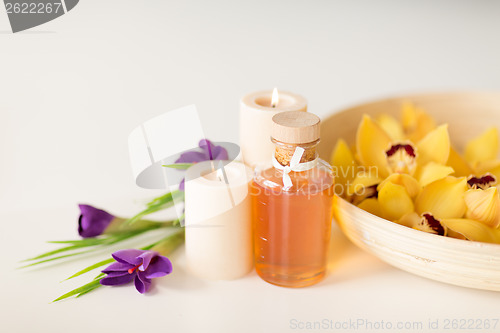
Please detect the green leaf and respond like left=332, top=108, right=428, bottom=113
left=53, top=279, right=103, bottom=302
left=47, top=238, right=103, bottom=245
left=23, top=227, right=164, bottom=267
left=20, top=251, right=94, bottom=268
left=124, top=191, right=184, bottom=226
left=75, top=284, right=101, bottom=298
left=64, top=258, right=115, bottom=280
left=24, top=244, right=85, bottom=261
left=162, top=163, right=193, bottom=170
left=147, top=190, right=184, bottom=208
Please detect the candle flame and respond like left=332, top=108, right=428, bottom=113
left=216, top=166, right=224, bottom=182
left=271, top=87, right=279, bottom=108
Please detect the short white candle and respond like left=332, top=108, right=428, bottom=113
left=240, top=89, right=307, bottom=168
left=184, top=160, right=253, bottom=280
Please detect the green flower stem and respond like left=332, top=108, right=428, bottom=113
left=104, top=218, right=176, bottom=234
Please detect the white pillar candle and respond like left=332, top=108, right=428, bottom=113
left=184, top=160, right=253, bottom=280
left=240, top=89, right=307, bottom=168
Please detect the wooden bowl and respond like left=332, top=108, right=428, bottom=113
left=319, top=92, right=500, bottom=291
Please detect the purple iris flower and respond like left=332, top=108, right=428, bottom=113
left=100, top=249, right=173, bottom=294
left=78, top=204, right=115, bottom=238
left=175, top=139, right=228, bottom=190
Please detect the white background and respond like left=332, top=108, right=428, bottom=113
left=1, top=0, right=500, bottom=332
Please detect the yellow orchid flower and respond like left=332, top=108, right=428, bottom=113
left=401, top=102, right=436, bottom=142
left=385, top=143, right=418, bottom=175
left=356, top=115, right=391, bottom=178
left=415, top=176, right=467, bottom=219
left=441, top=218, right=500, bottom=244
left=416, top=162, right=455, bottom=187
left=447, top=147, right=473, bottom=177
left=378, top=181, right=414, bottom=220
left=465, top=127, right=499, bottom=166
left=416, top=124, right=450, bottom=166
left=331, top=139, right=357, bottom=195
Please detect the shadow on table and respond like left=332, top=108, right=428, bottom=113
left=319, top=223, right=390, bottom=287
left=150, top=244, right=207, bottom=293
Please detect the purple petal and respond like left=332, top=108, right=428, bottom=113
left=102, top=261, right=134, bottom=274
left=78, top=204, right=115, bottom=238
left=134, top=272, right=152, bottom=294
left=144, top=256, right=173, bottom=279
left=104, top=271, right=132, bottom=278
left=112, top=249, right=146, bottom=265
left=199, top=139, right=215, bottom=159
left=100, top=273, right=134, bottom=286
left=138, top=251, right=158, bottom=271
left=211, top=146, right=228, bottom=160
left=178, top=178, right=185, bottom=191
left=175, top=151, right=207, bottom=164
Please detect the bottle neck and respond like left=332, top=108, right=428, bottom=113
left=272, top=138, right=319, bottom=167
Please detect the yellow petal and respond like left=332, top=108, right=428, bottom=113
left=416, top=124, right=450, bottom=166
left=347, top=170, right=381, bottom=196
left=465, top=127, right=499, bottom=165
left=446, top=228, right=467, bottom=240
left=475, top=160, right=500, bottom=181
left=331, top=139, right=357, bottom=195
left=441, top=218, right=500, bottom=244
left=376, top=114, right=405, bottom=141
left=378, top=173, right=421, bottom=198
left=447, top=147, right=473, bottom=177
left=401, top=102, right=436, bottom=142
left=401, top=102, right=417, bottom=131
left=415, top=176, right=467, bottom=219
left=464, top=187, right=500, bottom=228
left=397, top=212, right=421, bottom=228
left=357, top=198, right=382, bottom=217
left=378, top=181, right=414, bottom=221
left=356, top=115, right=391, bottom=178
left=416, top=162, right=455, bottom=187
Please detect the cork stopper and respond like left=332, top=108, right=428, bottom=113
left=271, top=111, right=320, bottom=144
left=271, top=111, right=320, bottom=166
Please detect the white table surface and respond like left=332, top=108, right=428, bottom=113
left=1, top=1, right=500, bottom=332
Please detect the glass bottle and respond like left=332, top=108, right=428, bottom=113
left=250, top=111, right=334, bottom=288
